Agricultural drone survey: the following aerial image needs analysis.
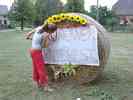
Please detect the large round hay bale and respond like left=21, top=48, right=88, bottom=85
left=45, top=13, right=110, bottom=84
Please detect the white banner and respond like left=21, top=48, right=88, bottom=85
left=43, top=25, right=99, bottom=66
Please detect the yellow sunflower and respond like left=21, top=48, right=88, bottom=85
left=60, top=13, right=66, bottom=21
left=70, top=16, right=74, bottom=21
left=51, top=15, right=58, bottom=23
left=64, top=15, right=70, bottom=21
left=73, top=16, right=80, bottom=22
left=47, top=17, right=54, bottom=24
left=66, top=15, right=74, bottom=21
left=54, top=15, right=62, bottom=23
left=79, top=19, right=87, bottom=25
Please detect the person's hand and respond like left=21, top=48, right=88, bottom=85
left=48, top=32, right=57, bottom=41
left=24, top=32, right=32, bottom=40
left=24, top=33, right=29, bottom=39
left=28, top=37, right=32, bottom=40
left=24, top=29, right=35, bottom=40
left=51, top=32, right=57, bottom=41
left=43, top=32, right=50, bottom=39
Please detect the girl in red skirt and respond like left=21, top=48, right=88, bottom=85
left=25, top=24, right=57, bottom=92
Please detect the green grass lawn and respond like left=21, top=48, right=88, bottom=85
left=0, top=29, right=133, bottom=100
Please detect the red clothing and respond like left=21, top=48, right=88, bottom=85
left=30, top=49, right=48, bottom=86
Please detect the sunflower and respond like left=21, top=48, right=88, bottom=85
left=79, top=19, right=87, bottom=25
left=47, top=17, right=54, bottom=24
left=50, top=16, right=56, bottom=23
left=54, top=15, right=62, bottom=23
left=70, top=16, right=74, bottom=21
left=60, top=13, right=66, bottom=21
left=66, top=15, right=74, bottom=22
left=46, top=14, right=87, bottom=25
left=73, top=16, right=80, bottom=22
left=64, top=15, right=70, bottom=21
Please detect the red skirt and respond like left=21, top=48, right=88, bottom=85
left=29, top=49, right=48, bottom=86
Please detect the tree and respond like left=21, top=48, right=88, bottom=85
left=9, top=0, right=35, bottom=30
left=64, top=0, right=85, bottom=13
left=34, top=0, right=63, bottom=26
left=89, top=6, right=119, bottom=31
left=89, top=6, right=97, bottom=19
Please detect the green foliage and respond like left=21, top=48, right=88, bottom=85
left=64, top=0, right=85, bottom=13
left=8, top=0, right=35, bottom=30
left=86, top=88, right=116, bottom=100
left=88, top=6, right=97, bottom=19
left=89, top=6, right=119, bottom=31
left=34, top=0, right=63, bottom=25
left=63, top=64, right=77, bottom=76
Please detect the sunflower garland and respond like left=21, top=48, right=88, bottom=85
left=44, top=13, right=88, bottom=26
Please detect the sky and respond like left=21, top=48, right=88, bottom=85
left=84, top=0, right=118, bottom=11
left=0, top=0, right=14, bottom=9
left=0, top=0, right=118, bottom=11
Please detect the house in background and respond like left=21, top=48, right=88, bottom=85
left=112, top=0, right=133, bottom=25
left=0, top=5, right=10, bottom=29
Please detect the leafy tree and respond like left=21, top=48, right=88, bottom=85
left=34, top=0, right=63, bottom=26
left=9, top=0, right=35, bottom=30
left=89, top=6, right=119, bottom=31
left=88, top=5, right=97, bottom=19
left=64, top=0, right=85, bottom=13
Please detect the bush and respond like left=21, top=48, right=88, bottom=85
left=8, top=24, right=15, bottom=29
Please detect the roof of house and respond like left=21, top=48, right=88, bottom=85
left=0, top=5, right=8, bottom=15
left=112, top=0, right=133, bottom=16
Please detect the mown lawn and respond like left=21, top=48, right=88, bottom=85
left=0, top=29, right=133, bottom=100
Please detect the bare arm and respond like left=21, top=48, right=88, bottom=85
left=24, top=29, right=35, bottom=40
left=41, top=32, right=50, bottom=48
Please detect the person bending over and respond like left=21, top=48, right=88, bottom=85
left=25, top=24, right=57, bottom=92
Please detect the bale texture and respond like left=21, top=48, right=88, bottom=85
left=45, top=13, right=111, bottom=84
